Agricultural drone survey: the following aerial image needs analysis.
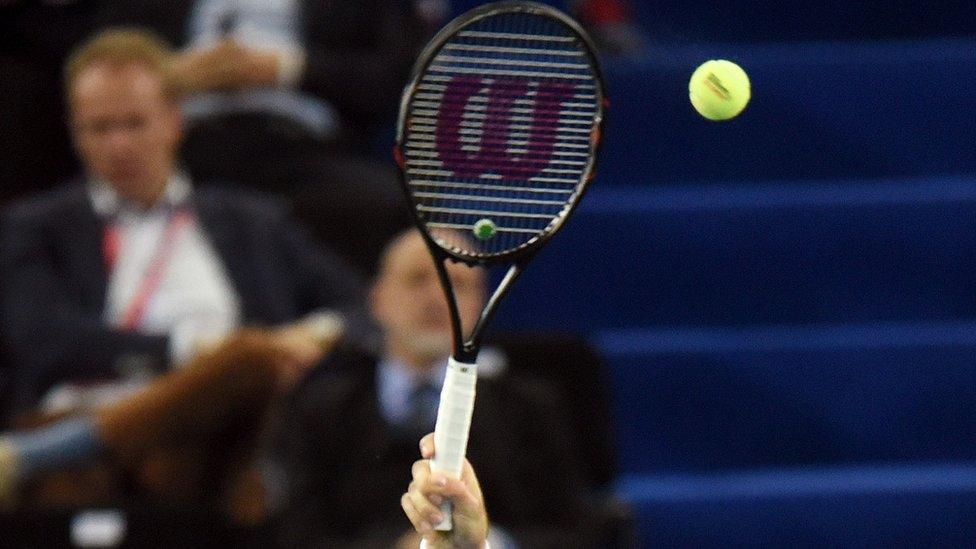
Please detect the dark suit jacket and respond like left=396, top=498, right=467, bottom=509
left=94, top=0, right=431, bottom=144
left=0, top=182, right=372, bottom=414
left=272, top=347, right=599, bottom=548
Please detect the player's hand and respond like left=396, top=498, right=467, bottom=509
left=401, top=433, right=489, bottom=549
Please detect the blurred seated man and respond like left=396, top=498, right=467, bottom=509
left=0, top=28, right=372, bottom=419
left=272, top=229, right=599, bottom=548
left=94, top=0, right=442, bottom=273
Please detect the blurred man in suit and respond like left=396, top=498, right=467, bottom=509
left=0, top=28, right=372, bottom=418
left=273, top=229, right=598, bottom=548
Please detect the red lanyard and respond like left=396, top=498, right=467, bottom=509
left=102, top=208, right=193, bottom=331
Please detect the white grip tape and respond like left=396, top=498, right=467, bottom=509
left=430, top=357, right=478, bottom=531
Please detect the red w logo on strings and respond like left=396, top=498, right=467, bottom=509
left=434, top=76, right=576, bottom=181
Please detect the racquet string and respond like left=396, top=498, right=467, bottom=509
left=403, top=10, right=600, bottom=259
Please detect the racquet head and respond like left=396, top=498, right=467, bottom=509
left=395, top=1, right=606, bottom=265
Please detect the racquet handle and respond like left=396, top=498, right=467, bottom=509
left=430, top=357, right=478, bottom=531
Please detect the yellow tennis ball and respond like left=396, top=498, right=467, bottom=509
left=689, top=60, right=751, bottom=121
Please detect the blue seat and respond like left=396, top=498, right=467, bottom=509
left=598, top=323, right=976, bottom=473
left=495, top=177, right=976, bottom=331
left=629, top=1, right=976, bottom=43
left=617, top=463, right=976, bottom=547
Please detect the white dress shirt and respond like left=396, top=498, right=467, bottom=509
left=40, top=175, right=242, bottom=413
left=94, top=175, right=242, bottom=366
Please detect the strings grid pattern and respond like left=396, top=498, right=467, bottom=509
left=403, top=10, right=600, bottom=259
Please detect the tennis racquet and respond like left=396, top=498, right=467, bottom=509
left=393, top=1, right=606, bottom=530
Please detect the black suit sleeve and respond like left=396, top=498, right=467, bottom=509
left=0, top=207, right=169, bottom=411
left=270, top=205, right=379, bottom=348
left=270, top=368, right=360, bottom=548
left=475, top=376, right=602, bottom=548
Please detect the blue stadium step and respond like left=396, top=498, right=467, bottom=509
left=594, top=321, right=976, bottom=474
left=448, top=1, right=976, bottom=43
left=629, top=1, right=976, bottom=44
left=616, top=462, right=976, bottom=547
left=492, top=176, right=976, bottom=332
left=598, top=38, right=976, bottom=185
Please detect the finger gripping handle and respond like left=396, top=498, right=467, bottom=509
left=430, top=357, right=477, bottom=531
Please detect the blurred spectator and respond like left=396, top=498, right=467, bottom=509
left=570, top=0, right=646, bottom=55
left=0, top=29, right=373, bottom=419
left=272, top=229, right=599, bottom=547
left=94, top=0, right=443, bottom=273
